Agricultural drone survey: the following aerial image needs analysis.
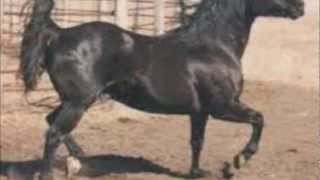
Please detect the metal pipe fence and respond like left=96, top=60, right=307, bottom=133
left=0, top=0, right=198, bottom=92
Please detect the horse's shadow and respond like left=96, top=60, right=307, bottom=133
left=0, top=154, right=192, bottom=179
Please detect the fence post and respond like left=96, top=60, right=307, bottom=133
left=0, top=0, right=4, bottom=112
left=116, top=0, right=128, bottom=29
left=97, top=0, right=102, bottom=21
left=61, top=0, right=68, bottom=27
left=154, top=0, right=165, bottom=35
left=0, top=0, right=3, bottom=47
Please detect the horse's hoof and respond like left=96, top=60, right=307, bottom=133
left=189, top=168, right=211, bottom=178
left=233, top=154, right=247, bottom=169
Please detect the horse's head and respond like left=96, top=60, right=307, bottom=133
left=250, top=0, right=305, bottom=20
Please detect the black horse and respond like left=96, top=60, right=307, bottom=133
left=19, top=0, right=304, bottom=179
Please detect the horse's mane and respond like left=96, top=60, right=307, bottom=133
left=174, top=0, right=236, bottom=45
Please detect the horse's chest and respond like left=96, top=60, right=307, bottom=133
left=228, top=68, right=243, bottom=94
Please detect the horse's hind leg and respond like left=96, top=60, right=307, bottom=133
left=40, top=100, right=91, bottom=180
left=189, top=112, right=210, bottom=178
left=211, top=101, right=264, bottom=169
left=46, top=106, right=84, bottom=156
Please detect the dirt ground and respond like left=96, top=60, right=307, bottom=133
left=1, top=0, right=319, bottom=180
left=1, top=78, right=319, bottom=180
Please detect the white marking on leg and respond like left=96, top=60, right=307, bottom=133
left=67, top=156, right=82, bottom=178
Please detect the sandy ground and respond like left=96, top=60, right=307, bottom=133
left=0, top=79, right=319, bottom=180
left=1, top=0, right=319, bottom=180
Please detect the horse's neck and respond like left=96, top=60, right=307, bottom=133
left=176, top=0, right=254, bottom=60
left=214, top=19, right=253, bottom=59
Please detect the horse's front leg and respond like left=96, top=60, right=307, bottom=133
left=189, top=112, right=210, bottom=178
left=211, top=100, right=264, bottom=169
left=40, top=102, right=87, bottom=180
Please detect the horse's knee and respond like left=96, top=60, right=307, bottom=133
left=250, top=111, right=264, bottom=128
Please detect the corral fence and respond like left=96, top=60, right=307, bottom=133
left=0, top=0, right=199, bottom=94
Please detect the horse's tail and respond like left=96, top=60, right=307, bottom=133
left=19, top=0, right=59, bottom=93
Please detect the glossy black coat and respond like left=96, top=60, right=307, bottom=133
left=19, top=0, right=304, bottom=179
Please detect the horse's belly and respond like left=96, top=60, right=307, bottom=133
left=113, top=92, right=193, bottom=114
left=108, top=79, right=195, bottom=114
